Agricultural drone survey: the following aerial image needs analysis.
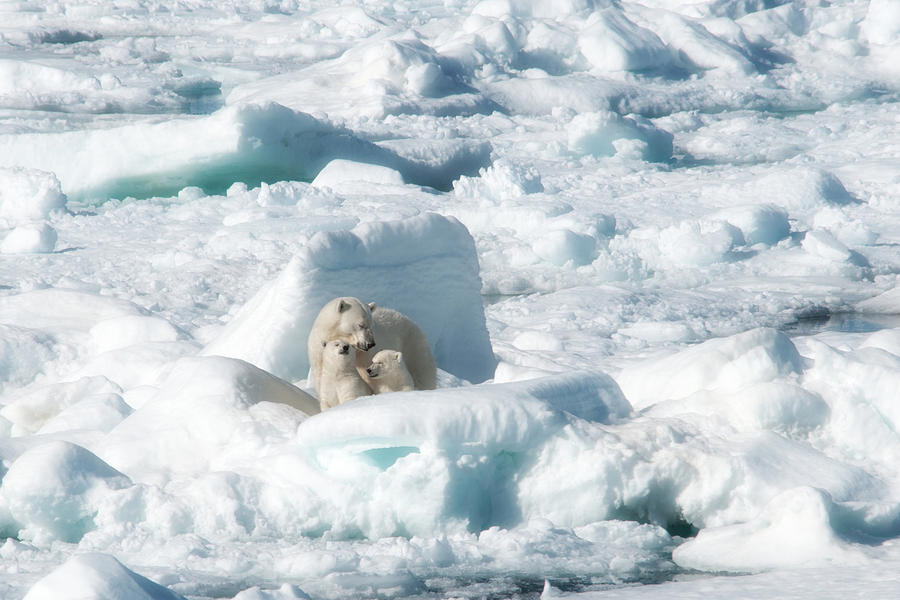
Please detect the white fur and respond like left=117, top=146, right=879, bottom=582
left=307, top=297, right=375, bottom=398
left=317, top=340, right=372, bottom=410
left=357, top=303, right=437, bottom=391
left=365, top=349, right=415, bottom=394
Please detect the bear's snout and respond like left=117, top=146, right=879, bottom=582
left=339, top=344, right=350, bottom=355
left=366, top=367, right=378, bottom=377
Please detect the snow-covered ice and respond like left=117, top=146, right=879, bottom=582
left=2, top=0, right=900, bottom=598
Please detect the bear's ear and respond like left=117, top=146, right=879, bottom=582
left=368, top=302, right=377, bottom=312
left=337, top=299, right=350, bottom=313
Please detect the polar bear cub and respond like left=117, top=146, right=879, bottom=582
left=365, top=349, right=415, bottom=394
left=307, top=297, right=436, bottom=395
left=308, top=297, right=375, bottom=399
left=364, top=303, right=436, bottom=391
left=317, top=340, right=372, bottom=410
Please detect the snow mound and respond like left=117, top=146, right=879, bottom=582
left=0, top=441, right=131, bottom=544
left=0, top=103, right=474, bottom=202
left=673, top=487, right=865, bottom=573
left=1, top=222, right=57, bottom=254
left=647, top=9, right=755, bottom=74
left=23, top=552, right=186, bottom=600
left=37, top=392, right=132, bottom=435
left=756, top=167, right=854, bottom=212
left=1, top=376, right=123, bottom=436
left=617, top=328, right=803, bottom=410
left=298, top=371, right=632, bottom=451
left=860, top=328, right=900, bottom=357
left=812, top=206, right=877, bottom=247
left=861, top=0, right=900, bottom=46
left=855, top=286, right=900, bottom=313
left=567, top=110, right=673, bottom=162
left=802, top=229, right=868, bottom=267
left=66, top=340, right=200, bottom=393
left=0, top=325, right=60, bottom=393
left=622, top=216, right=746, bottom=270
left=0, top=59, right=98, bottom=96
left=799, top=337, right=900, bottom=477
left=452, top=159, right=544, bottom=202
left=286, top=371, right=630, bottom=537
left=577, top=9, right=672, bottom=72
left=0, top=167, right=67, bottom=226
left=655, top=219, right=742, bottom=266
left=202, top=213, right=496, bottom=384
left=311, top=159, right=406, bottom=192
left=533, top=228, right=597, bottom=266
left=98, top=356, right=318, bottom=483
left=645, top=381, right=829, bottom=434
left=89, top=315, right=184, bottom=354
left=82, top=370, right=635, bottom=541
left=228, top=36, right=492, bottom=120
left=714, top=204, right=790, bottom=246
left=0, top=288, right=145, bottom=332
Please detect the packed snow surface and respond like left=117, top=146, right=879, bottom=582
left=2, top=0, right=900, bottom=599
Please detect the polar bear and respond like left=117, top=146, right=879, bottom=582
left=307, top=297, right=436, bottom=394
left=308, top=297, right=375, bottom=397
left=362, top=303, right=436, bottom=391
left=317, top=340, right=372, bottom=410
left=365, top=349, right=415, bottom=394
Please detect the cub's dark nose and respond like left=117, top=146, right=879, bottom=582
left=339, top=344, right=350, bottom=355
left=366, top=368, right=376, bottom=377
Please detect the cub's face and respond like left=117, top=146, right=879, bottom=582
left=365, top=349, right=404, bottom=379
left=322, top=340, right=356, bottom=367
left=334, top=297, right=375, bottom=351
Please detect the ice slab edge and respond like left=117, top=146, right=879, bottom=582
left=0, top=103, right=492, bottom=202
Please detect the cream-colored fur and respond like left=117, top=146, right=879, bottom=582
left=356, top=303, right=436, bottom=391
left=307, top=297, right=375, bottom=399
left=317, top=340, right=372, bottom=410
left=365, top=349, right=415, bottom=394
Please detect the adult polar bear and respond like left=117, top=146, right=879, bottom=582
left=307, top=297, right=436, bottom=395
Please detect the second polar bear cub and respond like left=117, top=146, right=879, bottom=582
left=317, top=340, right=372, bottom=410
left=365, top=349, right=415, bottom=394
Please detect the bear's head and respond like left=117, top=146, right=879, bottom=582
left=365, top=349, right=407, bottom=379
left=328, top=297, right=375, bottom=352
left=322, top=339, right=357, bottom=368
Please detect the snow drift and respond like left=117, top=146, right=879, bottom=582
left=202, top=212, right=496, bottom=385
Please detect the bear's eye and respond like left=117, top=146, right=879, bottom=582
left=357, top=323, right=365, bottom=329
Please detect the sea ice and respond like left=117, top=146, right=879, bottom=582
left=0, top=223, right=57, bottom=255
left=202, top=213, right=495, bottom=384
left=566, top=110, right=673, bottom=162
left=673, top=486, right=866, bottom=573
left=0, top=168, right=67, bottom=227
left=0, top=0, right=899, bottom=598
left=23, top=552, right=186, bottom=600
left=0, top=441, right=131, bottom=544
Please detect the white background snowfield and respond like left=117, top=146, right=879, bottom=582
left=2, top=0, right=900, bottom=599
